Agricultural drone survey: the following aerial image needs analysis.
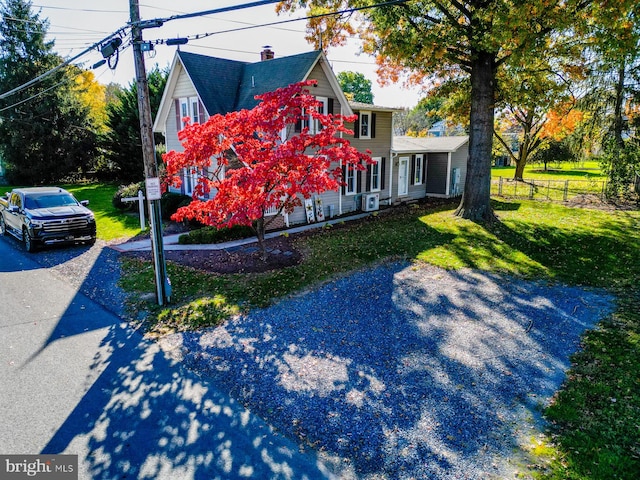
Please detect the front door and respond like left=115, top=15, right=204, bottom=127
left=398, top=157, right=409, bottom=196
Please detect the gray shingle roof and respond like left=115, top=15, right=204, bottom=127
left=392, top=135, right=470, bottom=153
left=178, top=50, right=322, bottom=115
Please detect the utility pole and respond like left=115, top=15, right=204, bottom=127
left=130, top=0, right=170, bottom=305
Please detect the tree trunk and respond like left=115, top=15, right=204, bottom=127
left=253, top=217, right=268, bottom=261
left=514, top=153, right=526, bottom=181
left=613, top=61, right=626, bottom=148
left=513, top=113, right=533, bottom=181
left=455, top=50, right=497, bottom=222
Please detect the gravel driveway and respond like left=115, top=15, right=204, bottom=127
left=18, top=239, right=614, bottom=479
left=160, top=260, right=614, bottom=479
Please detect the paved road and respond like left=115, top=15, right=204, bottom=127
left=0, top=236, right=333, bottom=479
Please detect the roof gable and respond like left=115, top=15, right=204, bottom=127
left=154, top=49, right=353, bottom=133
left=236, top=51, right=322, bottom=110
left=178, top=51, right=246, bottom=116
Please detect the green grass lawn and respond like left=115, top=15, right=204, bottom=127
left=491, top=162, right=609, bottom=201
left=122, top=198, right=640, bottom=479
left=2, top=183, right=142, bottom=241
left=492, top=160, right=606, bottom=181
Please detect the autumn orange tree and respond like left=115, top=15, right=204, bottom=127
left=278, top=0, right=634, bottom=221
left=163, top=81, right=372, bottom=257
left=493, top=56, right=585, bottom=180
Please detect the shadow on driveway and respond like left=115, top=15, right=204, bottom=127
left=1, top=238, right=333, bottom=479
left=168, top=261, right=614, bottom=479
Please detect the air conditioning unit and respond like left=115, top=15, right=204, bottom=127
left=362, top=193, right=380, bottom=212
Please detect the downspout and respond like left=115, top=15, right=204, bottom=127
left=389, top=149, right=395, bottom=205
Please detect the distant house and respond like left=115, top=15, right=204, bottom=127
left=391, top=136, right=469, bottom=199
left=153, top=48, right=466, bottom=230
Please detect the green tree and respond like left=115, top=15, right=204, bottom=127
left=404, top=95, right=444, bottom=136
left=279, top=0, right=623, bottom=221
left=0, top=0, right=99, bottom=184
left=581, top=3, right=640, bottom=196
left=337, top=70, right=374, bottom=103
left=104, top=66, right=168, bottom=182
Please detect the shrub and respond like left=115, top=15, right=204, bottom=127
left=112, top=182, right=145, bottom=211
left=160, top=192, right=192, bottom=220
left=178, top=224, right=255, bottom=244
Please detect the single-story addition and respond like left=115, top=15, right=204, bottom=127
left=391, top=135, right=469, bottom=201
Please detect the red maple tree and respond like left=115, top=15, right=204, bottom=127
left=163, top=80, right=372, bottom=256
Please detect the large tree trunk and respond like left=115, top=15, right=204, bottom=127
left=455, top=50, right=497, bottom=222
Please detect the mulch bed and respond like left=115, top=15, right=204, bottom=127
left=122, top=235, right=303, bottom=274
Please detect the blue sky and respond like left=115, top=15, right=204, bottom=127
left=32, top=0, right=423, bottom=107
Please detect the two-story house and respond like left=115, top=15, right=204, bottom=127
left=153, top=48, right=466, bottom=230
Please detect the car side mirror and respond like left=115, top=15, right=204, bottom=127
left=8, top=205, right=19, bottom=213
left=80, top=200, right=90, bottom=207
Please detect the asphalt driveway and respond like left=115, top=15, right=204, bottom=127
left=0, top=237, right=335, bottom=479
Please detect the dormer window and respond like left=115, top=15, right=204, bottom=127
left=359, top=111, right=371, bottom=139
left=353, top=111, right=375, bottom=139
left=176, top=96, right=203, bottom=131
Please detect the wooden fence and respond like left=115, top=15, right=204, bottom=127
left=491, top=177, right=608, bottom=202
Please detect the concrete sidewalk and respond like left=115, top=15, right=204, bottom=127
left=111, top=212, right=374, bottom=252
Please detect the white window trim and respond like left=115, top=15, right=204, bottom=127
left=414, top=154, right=424, bottom=185
left=309, top=97, right=329, bottom=135
left=370, top=157, right=381, bottom=192
left=345, top=165, right=356, bottom=196
left=359, top=111, right=371, bottom=139
left=183, top=167, right=198, bottom=196
left=178, top=96, right=201, bottom=130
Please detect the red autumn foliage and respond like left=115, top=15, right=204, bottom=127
left=162, top=80, right=372, bottom=253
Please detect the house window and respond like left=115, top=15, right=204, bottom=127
left=178, top=96, right=201, bottom=130
left=370, top=157, right=381, bottom=192
left=182, top=168, right=197, bottom=196
left=414, top=154, right=424, bottom=185
left=295, top=96, right=329, bottom=134
left=345, top=166, right=356, bottom=195
left=311, top=96, right=328, bottom=134
left=359, top=111, right=371, bottom=139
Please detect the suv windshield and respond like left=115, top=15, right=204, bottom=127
left=26, top=193, right=79, bottom=209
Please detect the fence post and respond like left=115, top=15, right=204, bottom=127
left=547, top=180, right=551, bottom=200
left=563, top=180, right=569, bottom=201
left=138, top=190, right=146, bottom=230
left=529, top=182, right=534, bottom=199
left=498, top=176, right=503, bottom=196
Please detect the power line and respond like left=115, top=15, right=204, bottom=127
left=1, top=0, right=407, bottom=103
left=0, top=27, right=129, bottom=100
left=149, top=0, right=408, bottom=46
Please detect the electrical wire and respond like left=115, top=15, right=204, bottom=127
left=0, top=27, right=129, bottom=100
left=1, top=0, right=407, bottom=103
left=150, top=0, right=408, bottom=46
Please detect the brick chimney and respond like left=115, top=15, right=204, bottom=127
left=260, top=46, right=274, bottom=61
